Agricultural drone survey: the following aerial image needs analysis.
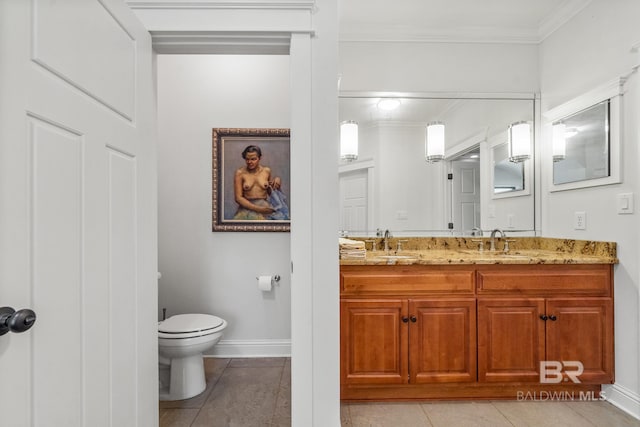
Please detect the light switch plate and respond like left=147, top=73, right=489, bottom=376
left=617, top=193, right=634, bottom=214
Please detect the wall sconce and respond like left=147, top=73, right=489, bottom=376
left=508, top=121, right=531, bottom=163
left=340, top=121, right=358, bottom=162
left=552, top=122, right=566, bottom=162
left=425, top=122, right=445, bottom=163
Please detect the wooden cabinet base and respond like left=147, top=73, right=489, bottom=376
left=341, top=383, right=604, bottom=401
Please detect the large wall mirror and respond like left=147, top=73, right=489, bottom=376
left=338, top=94, right=536, bottom=236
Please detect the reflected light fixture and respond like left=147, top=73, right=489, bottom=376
left=508, top=121, right=531, bottom=163
left=425, top=122, right=445, bottom=163
left=377, top=98, right=401, bottom=111
left=564, top=127, right=579, bottom=138
left=552, top=123, right=566, bottom=162
left=340, top=120, right=358, bottom=162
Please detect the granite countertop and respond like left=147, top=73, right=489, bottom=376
left=339, top=237, right=618, bottom=265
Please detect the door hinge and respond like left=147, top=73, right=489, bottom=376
left=447, top=173, right=453, bottom=180
left=448, top=222, right=454, bottom=229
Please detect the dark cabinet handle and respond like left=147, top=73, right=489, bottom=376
left=410, top=315, right=417, bottom=323
left=402, top=317, right=409, bottom=323
left=540, top=314, right=548, bottom=321
left=549, top=315, right=557, bottom=321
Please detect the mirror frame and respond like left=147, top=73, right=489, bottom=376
left=544, top=79, right=623, bottom=192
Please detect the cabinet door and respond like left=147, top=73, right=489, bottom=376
left=341, top=299, right=408, bottom=385
left=478, top=298, right=545, bottom=382
left=409, top=299, right=476, bottom=383
left=545, top=298, right=614, bottom=384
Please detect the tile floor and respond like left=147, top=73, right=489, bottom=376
left=160, top=357, right=640, bottom=427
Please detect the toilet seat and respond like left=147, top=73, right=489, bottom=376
left=159, top=314, right=226, bottom=339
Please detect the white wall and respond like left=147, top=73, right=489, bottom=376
left=157, top=54, right=292, bottom=356
left=539, top=0, right=640, bottom=417
left=339, top=42, right=539, bottom=93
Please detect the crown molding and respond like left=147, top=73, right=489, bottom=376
left=339, top=25, right=541, bottom=45
left=127, top=0, right=314, bottom=10
left=537, top=0, right=593, bottom=42
left=339, top=0, right=593, bottom=45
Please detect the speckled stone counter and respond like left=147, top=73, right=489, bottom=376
left=339, top=237, right=617, bottom=265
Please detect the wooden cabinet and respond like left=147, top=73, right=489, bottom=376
left=409, top=298, right=476, bottom=384
left=340, top=263, right=614, bottom=400
left=340, top=299, right=408, bottom=385
left=477, top=298, right=545, bottom=383
left=545, top=298, right=613, bottom=383
left=341, top=297, right=476, bottom=387
left=477, top=265, right=614, bottom=385
left=340, top=265, right=477, bottom=398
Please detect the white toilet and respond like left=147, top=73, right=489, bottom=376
left=158, top=313, right=227, bottom=401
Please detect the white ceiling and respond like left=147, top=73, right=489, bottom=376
left=339, top=0, right=592, bottom=43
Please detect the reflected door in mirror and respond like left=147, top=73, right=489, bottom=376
left=340, top=169, right=369, bottom=232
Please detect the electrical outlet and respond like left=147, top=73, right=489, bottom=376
left=574, top=211, right=586, bottom=230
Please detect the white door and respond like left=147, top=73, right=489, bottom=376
left=339, top=169, right=369, bottom=232
left=0, top=1, right=157, bottom=426
left=451, top=160, right=481, bottom=233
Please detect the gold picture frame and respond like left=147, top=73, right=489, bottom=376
left=212, top=128, right=290, bottom=232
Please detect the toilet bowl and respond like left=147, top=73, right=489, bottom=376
left=158, top=313, right=227, bottom=401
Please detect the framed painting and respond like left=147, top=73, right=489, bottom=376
left=212, top=128, right=291, bottom=231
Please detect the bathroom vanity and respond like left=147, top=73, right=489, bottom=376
left=339, top=237, right=617, bottom=401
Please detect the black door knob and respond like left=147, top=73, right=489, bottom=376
left=410, top=315, right=417, bottom=323
left=402, top=317, right=409, bottom=323
left=549, top=315, right=557, bottom=321
left=0, top=307, right=37, bottom=335
left=540, top=314, right=548, bottom=321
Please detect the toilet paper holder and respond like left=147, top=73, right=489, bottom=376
left=256, top=274, right=281, bottom=285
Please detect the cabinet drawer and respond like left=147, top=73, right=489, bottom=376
left=477, top=265, right=611, bottom=295
left=341, top=266, right=475, bottom=295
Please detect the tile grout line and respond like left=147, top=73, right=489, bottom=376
left=189, top=357, right=232, bottom=427
left=418, top=402, right=436, bottom=427
left=270, top=360, right=289, bottom=426
left=560, top=400, right=602, bottom=427
left=488, top=400, right=519, bottom=427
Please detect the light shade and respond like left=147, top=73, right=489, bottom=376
left=425, top=122, right=445, bottom=163
left=340, top=121, right=358, bottom=161
left=508, top=121, right=531, bottom=163
left=552, top=123, right=566, bottom=162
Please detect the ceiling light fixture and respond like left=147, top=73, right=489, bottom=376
left=377, top=99, right=401, bottom=111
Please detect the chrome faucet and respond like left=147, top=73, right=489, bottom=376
left=489, top=229, right=505, bottom=251
left=471, top=227, right=483, bottom=237
left=383, top=229, right=392, bottom=254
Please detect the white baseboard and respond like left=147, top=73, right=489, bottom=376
left=204, top=339, right=291, bottom=358
left=603, top=383, right=640, bottom=420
